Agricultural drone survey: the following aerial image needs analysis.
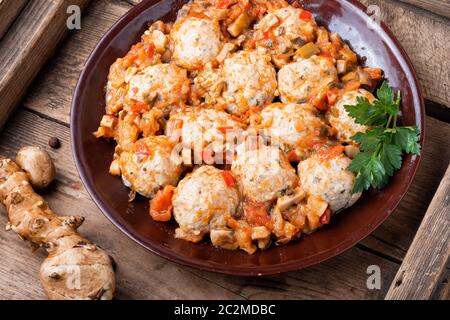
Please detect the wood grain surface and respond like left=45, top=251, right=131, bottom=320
left=386, top=165, right=450, bottom=300
left=0, top=0, right=29, bottom=40
left=398, top=0, right=450, bottom=19
left=0, top=0, right=448, bottom=300
left=0, top=0, right=89, bottom=131
left=359, top=0, right=450, bottom=107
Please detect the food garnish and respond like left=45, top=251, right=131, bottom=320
left=345, top=81, right=421, bottom=193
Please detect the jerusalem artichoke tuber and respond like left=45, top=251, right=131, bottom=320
left=0, top=155, right=115, bottom=300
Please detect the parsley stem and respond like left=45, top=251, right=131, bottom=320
left=386, top=115, right=393, bottom=129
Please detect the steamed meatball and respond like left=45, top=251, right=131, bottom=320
left=127, top=63, right=190, bottom=111
left=165, top=107, right=246, bottom=155
left=173, top=166, right=241, bottom=242
left=254, top=6, right=317, bottom=64
left=170, top=17, right=223, bottom=71
left=258, top=103, right=329, bottom=158
left=327, top=89, right=375, bottom=143
left=232, top=144, right=298, bottom=203
left=222, top=50, right=277, bottom=115
left=119, top=136, right=183, bottom=198
left=278, top=55, right=337, bottom=103
left=298, top=152, right=361, bottom=212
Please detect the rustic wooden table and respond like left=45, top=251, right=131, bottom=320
left=0, top=0, right=448, bottom=300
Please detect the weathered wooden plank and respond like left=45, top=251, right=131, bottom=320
left=0, top=0, right=90, bottom=131
left=359, top=0, right=450, bottom=107
left=0, top=0, right=29, bottom=40
left=397, top=0, right=450, bottom=19
left=360, top=116, right=450, bottom=261
left=0, top=108, right=402, bottom=300
left=24, top=0, right=132, bottom=125
left=24, top=0, right=450, bottom=125
left=386, top=165, right=450, bottom=300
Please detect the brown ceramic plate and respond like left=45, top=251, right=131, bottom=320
left=71, top=0, right=425, bottom=276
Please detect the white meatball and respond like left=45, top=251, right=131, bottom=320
left=327, top=89, right=375, bottom=143
left=165, top=107, right=246, bottom=154
left=278, top=55, right=337, bottom=103
left=171, top=17, right=223, bottom=71
left=173, top=166, right=241, bottom=242
left=258, top=103, right=329, bottom=158
left=254, top=6, right=317, bottom=56
left=127, top=63, right=190, bottom=110
left=222, top=50, right=277, bottom=115
left=232, top=144, right=298, bottom=203
left=119, top=136, right=183, bottom=198
left=298, top=152, right=361, bottom=212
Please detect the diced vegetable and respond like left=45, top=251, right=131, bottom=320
left=344, top=79, right=361, bottom=91
left=210, top=230, right=238, bottom=250
left=299, top=10, right=313, bottom=22
left=336, top=59, right=348, bottom=75
left=341, top=71, right=357, bottom=82
left=244, top=201, right=272, bottom=229
left=364, top=67, right=383, bottom=80
left=109, top=159, right=121, bottom=176
left=149, top=186, right=175, bottom=222
left=227, top=13, right=250, bottom=37
left=317, top=145, right=345, bottom=160
left=217, top=0, right=232, bottom=9
left=326, top=88, right=339, bottom=106
left=220, top=171, right=236, bottom=187
left=129, top=99, right=150, bottom=113
left=251, top=226, right=271, bottom=240
left=295, top=42, right=320, bottom=59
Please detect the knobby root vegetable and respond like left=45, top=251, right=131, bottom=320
left=16, top=146, right=55, bottom=189
left=0, top=156, right=115, bottom=300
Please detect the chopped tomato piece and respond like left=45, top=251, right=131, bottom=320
left=311, top=92, right=329, bottom=111
left=220, top=171, right=236, bottom=187
left=145, top=43, right=155, bottom=58
left=287, top=150, right=300, bottom=162
left=299, top=10, right=312, bottom=22
left=292, top=1, right=300, bottom=8
left=317, top=145, right=345, bottom=160
left=217, top=0, right=232, bottom=9
left=244, top=201, right=272, bottom=229
left=320, top=51, right=333, bottom=60
left=129, top=99, right=150, bottom=113
left=326, top=88, right=339, bottom=106
left=217, top=126, right=234, bottom=135
left=227, top=217, right=241, bottom=230
left=150, top=186, right=175, bottom=222
left=320, top=208, right=331, bottom=225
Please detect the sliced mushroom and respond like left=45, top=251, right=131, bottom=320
left=210, top=229, right=238, bottom=250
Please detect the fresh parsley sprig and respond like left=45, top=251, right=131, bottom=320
left=344, top=81, right=421, bottom=193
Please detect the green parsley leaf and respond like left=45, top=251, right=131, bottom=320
left=393, top=127, right=422, bottom=155
left=345, top=81, right=421, bottom=193
left=345, top=97, right=387, bottom=126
